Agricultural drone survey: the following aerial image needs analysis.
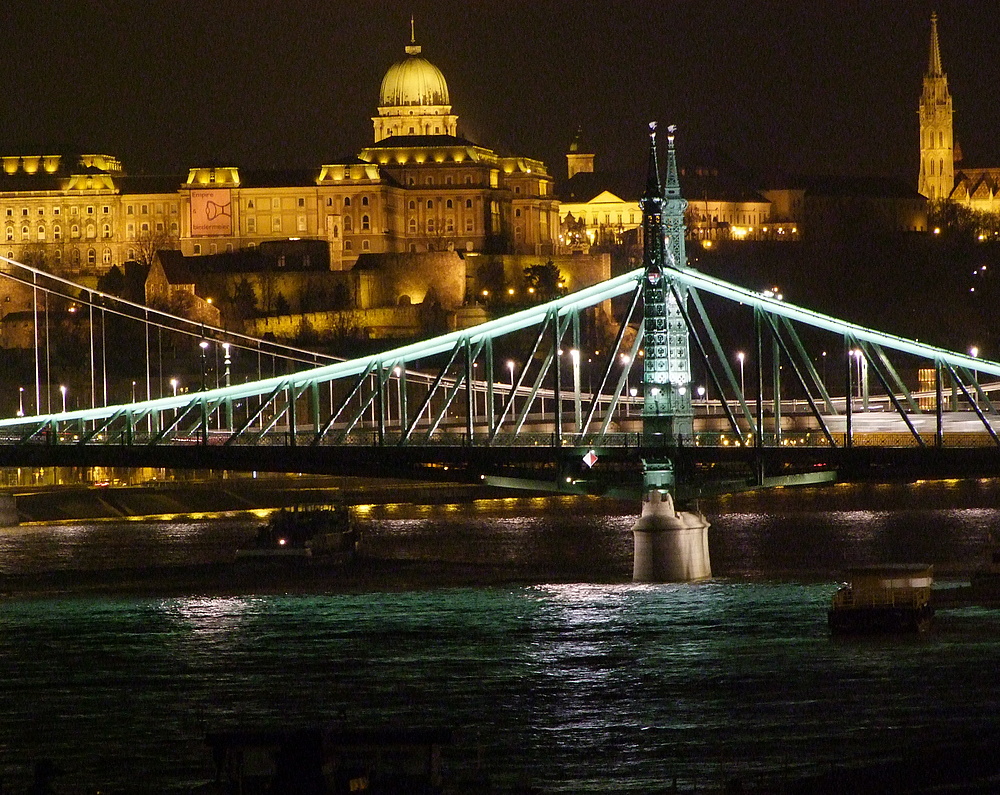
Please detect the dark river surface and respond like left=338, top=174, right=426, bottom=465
left=2, top=479, right=1000, bottom=793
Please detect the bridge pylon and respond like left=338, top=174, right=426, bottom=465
left=632, top=123, right=711, bottom=583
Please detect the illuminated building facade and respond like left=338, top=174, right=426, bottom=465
left=918, top=13, right=1000, bottom=211
left=0, top=31, right=559, bottom=280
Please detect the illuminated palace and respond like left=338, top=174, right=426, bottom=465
left=919, top=13, right=1000, bottom=210
left=0, top=31, right=559, bottom=279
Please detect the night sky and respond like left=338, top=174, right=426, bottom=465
left=3, top=1, right=998, bottom=185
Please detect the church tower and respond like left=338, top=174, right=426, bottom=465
left=918, top=12, right=954, bottom=200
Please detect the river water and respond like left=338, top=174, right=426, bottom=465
left=2, top=480, right=1000, bottom=793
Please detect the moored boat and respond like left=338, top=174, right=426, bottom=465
left=828, top=564, right=934, bottom=634
left=236, top=504, right=358, bottom=561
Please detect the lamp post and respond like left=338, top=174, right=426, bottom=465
left=570, top=348, right=581, bottom=431
left=736, top=351, right=745, bottom=397
left=17, top=386, right=24, bottom=417
left=59, top=384, right=67, bottom=414
left=506, top=360, right=515, bottom=391
left=223, top=343, right=232, bottom=387
left=199, top=341, right=209, bottom=391
left=970, top=346, right=979, bottom=403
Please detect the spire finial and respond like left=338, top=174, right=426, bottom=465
left=928, top=12, right=943, bottom=77
left=643, top=122, right=663, bottom=201
left=405, top=16, right=421, bottom=55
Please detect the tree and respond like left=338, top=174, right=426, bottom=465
left=133, top=228, right=179, bottom=268
left=523, top=261, right=566, bottom=302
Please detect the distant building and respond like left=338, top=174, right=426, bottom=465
left=918, top=12, right=1000, bottom=212
left=0, top=29, right=559, bottom=281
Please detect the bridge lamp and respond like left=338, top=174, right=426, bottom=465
left=697, top=385, right=706, bottom=406
left=170, top=378, right=178, bottom=397
left=506, top=360, right=515, bottom=390
left=736, top=351, right=745, bottom=396
left=59, top=384, right=67, bottom=414
left=222, top=343, right=232, bottom=387
left=17, top=386, right=23, bottom=417
left=199, top=341, right=209, bottom=391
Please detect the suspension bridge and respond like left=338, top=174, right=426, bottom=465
left=0, top=125, right=998, bottom=578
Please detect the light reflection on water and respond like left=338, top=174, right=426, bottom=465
left=2, top=484, right=1000, bottom=790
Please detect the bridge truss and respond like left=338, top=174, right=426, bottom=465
left=0, top=258, right=999, bottom=493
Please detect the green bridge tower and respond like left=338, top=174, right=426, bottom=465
left=632, top=123, right=711, bottom=582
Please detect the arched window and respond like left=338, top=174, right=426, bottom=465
left=21, top=226, right=29, bottom=241
left=87, top=248, right=96, bottom=266
left=362, top=239, right=370, bottom=250
left=408, top=201, right=416, bottom=210
left=5, top=228, right=12, bottom=242
left=361, top=215, right=370, bottom=230
left=446, top=199, right=453, bottom=209
left=427, top=219, right=435, bottom=232
left=102, top=223, right=111, bottom=238
left=54, top=250, right=62, bottom=265
left=343, top=215, right=352, bottom=232
left=408, top=218, right=417, bottom=233
left=466, top=199, right=473, bottom=208
left=361, top=196, right=369, bottom=206
left=127, top=249, right=135, bottom=261
left=426, top=200, right=433, bottom=209
left=86, top=224, right=96, bottom=239
left=103, top=248, right=112, bottom=264
left=53, top=225, right=61, bottom=240
left=343, top=197, right=351, bottom=207
left=37, top=225, right=45, bottom=241
left=71, top=249, right=81, bottom=265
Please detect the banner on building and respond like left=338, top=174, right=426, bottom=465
left=190, top=189, right=233, bottom=237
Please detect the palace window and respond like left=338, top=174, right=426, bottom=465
left=247, top=218, right=256, bottom=233
left=362, top=239, right=370, bottom=250
left=21, top=226, right=29, bottom=241
left=466, top=199, right=473, bottom=208
left=272, top=216, right=282, bottom=232
left=5, top=228, right=11, bottom=242
left=271, top=197, right=280, bottom=210
left=446, top=199, right=453, bottom=209
left=361, top=215, right=370, bottom=231
left=247, top=199, right=255, bottom=209
left=343, top=216, right=352, bottom=232
left=344, top=197, right=351, bottom=207
left=297, top=215, right=307, bottom=232
left=297, top=197, right=305, bottom=208
left=361, top=196, right=369, bottom=206
left=409, top=201, right=416, bottom=210
left=465, top=218, right=474, bottom=232
left=103, top=249, right=112, bottom=264
left=127, top=206, right=134, bottom=215
left=87, top=249, right=96, bottom=266
left=37, top=226, right=45, bottom=241
left=408, top=218, right=417, bottom=233
left=103, top=224, right=112, bottom=238
left=126, top=223, right=135, bottom=239
left=426, top=200, right=433, bottom=209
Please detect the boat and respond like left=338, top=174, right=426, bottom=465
left=203, top=723, right=452, bottom=794
left=236, top=504, right=358, bottom=561
left=970, top=532, right=1000, bottom=603
left=828, top=564, right=934, bottom=634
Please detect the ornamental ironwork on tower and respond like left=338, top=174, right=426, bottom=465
left=640, top=123, right=692, bottom=442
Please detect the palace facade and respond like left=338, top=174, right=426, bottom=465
left=0, top=32, right=559, bottom=281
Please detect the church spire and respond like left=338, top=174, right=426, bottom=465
left=918, top=11, right=954, bottom=199
left=927, top=12, right=943, bottom=77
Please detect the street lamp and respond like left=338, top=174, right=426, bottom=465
left=131, top=380, right=136, bottom=403
left=628, top=387, right=638, bottom=417
left=17, top=386, right=24, bottom=417
left=970, top=346, right=980, bottom=400
left=199, top=340, right=209, bottom=391
left=570, top=349, right=582, bottom=430
left=222, top=343, right=232, bottom=387
left=59, top=384, right=67, bottom=413
left=736, top=351, right=745, bottom=397
left=170, top=378, right=178, bottom=397
left=506, top=360, right=515, bottom=391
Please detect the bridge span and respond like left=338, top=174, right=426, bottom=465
left=1, top=126, right=999, bottom=580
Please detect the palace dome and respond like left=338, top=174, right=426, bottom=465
left=378, top=44, right=450, bottom=108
